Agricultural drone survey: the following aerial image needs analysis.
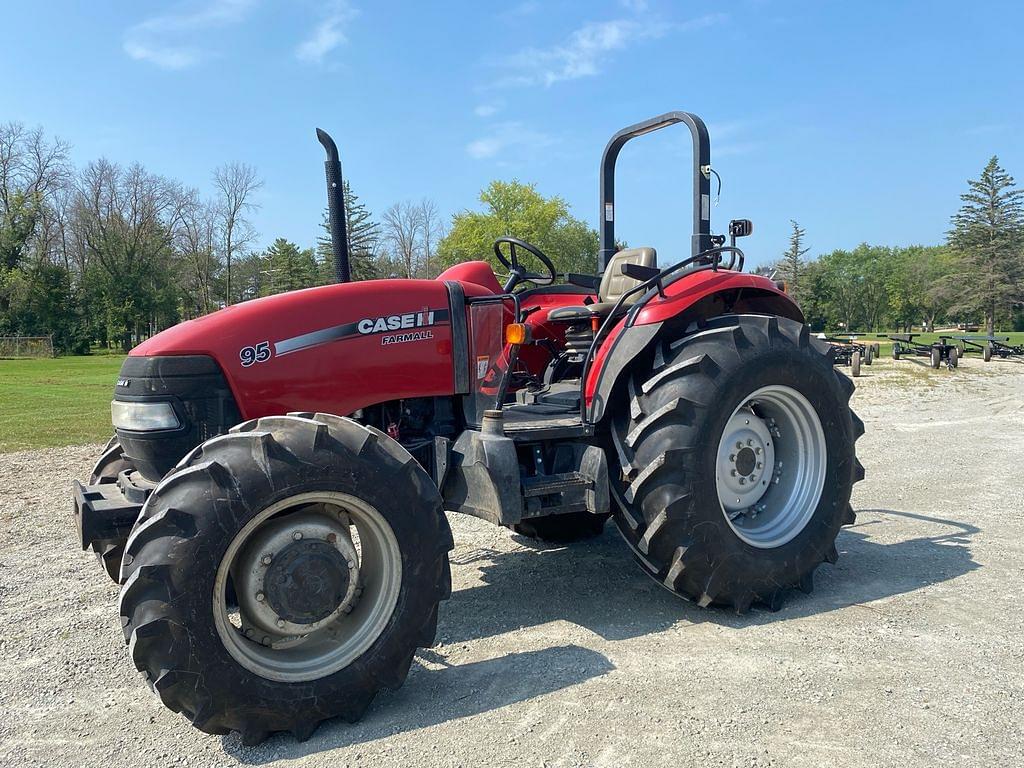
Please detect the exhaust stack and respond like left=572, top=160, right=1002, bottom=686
left=316, top=128, right=351, bottom=283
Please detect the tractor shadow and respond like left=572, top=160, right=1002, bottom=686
left=438, top=506, right=981, bottom=642
left=223, top=644, right=613, bottom=761
left=222, top=508, right=977, bottom=761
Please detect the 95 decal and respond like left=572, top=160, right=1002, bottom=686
left=240, top=341, right=272, bottom=367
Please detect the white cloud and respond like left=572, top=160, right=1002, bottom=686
left=296, top=1, right=357, bottom=63
left=123, top=0, right=255, bottom=70
left=490, top=12, right=725, bottom=88
left=474, top=102, right=503, bottom=118
left=466, top=121, right=555, bottom=160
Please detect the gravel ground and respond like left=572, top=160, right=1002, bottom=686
left=1, top=355, right=1022, bottom=767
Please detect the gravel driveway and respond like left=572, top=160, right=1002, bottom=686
left=1, top=356, right=1022, bottom=767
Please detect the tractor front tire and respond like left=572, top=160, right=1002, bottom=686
left=118, top=413, right=453, bottom=744
left=892, top=343, right=901, bottom=360
left=984, top=343, right=992, bottom=362
left=512, top=512, right=610, bottom=542
left=89, top=435, right=135, bottom=581
left=609, top=315, right=863, bottom=612
left=851, top=350, right=861, bottom=377
left=930, top=347, right=942, bottom=368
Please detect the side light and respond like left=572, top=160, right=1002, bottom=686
left=111, top=400, right=181, bottom=432
left=505, top=323, right=531, bottom=345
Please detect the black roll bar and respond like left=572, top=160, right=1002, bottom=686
left=598, top=111, right=713, bottom=271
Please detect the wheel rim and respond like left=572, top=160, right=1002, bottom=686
left=715, top=385, right=827, bottom=549
left=213, top=491, right=402, bottom=682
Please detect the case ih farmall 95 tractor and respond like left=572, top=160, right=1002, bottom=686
left=73, top=112, right=863, bottom=744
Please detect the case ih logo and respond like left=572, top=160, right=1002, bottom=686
left=357, top=309, right=436, bottom=335
left=273, top=307, right=449, bottom=357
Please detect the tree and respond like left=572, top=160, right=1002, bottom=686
left=947, top=156, right=1024, bottom=334
left=261, top=238, right=317, bottom=295
left=437, top=180, right=597, bottom=277
left=316, top=181, right=381, bottom=282
left=418, top=198, right=444, bottom=278
left=213, top=163, right=262, bottom=305
left=381, top=201, right=423, bottom=278
left=776, top=220, right=809, bottom=301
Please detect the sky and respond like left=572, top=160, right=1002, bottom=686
left=3, top=0, right=1023, bottom=269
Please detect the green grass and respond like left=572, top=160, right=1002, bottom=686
left=0, top=356, right=125, bottom=452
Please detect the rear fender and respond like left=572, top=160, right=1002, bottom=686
left=585, top=272, right=803, bottom=423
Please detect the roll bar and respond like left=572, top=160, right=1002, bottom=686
left=598, top=111, right=713, bottom=271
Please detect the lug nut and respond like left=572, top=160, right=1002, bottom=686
left=755, top=447, right=762, bottom=455
left=276, top=619, right=285, bottom=628
left=347, top=559, right=356, bottom=570
left=739, top=477, right=746, bottom=485
left=261, top=554, right=273, bottom=566
left=756, top=462, right=763, bottom=470
left=744, top=419, right=750, bottom=425
left=747, top=439, right=753, bottom=446
left=255, top=592, right=265, bottom=602
left=736, top=441, right=743, bottom=450
left=729, top=453, right=736, bottom=462
left=730, top=469, right=737, bottom=477
left=292, top=531, right=303, bottom=541
left=261, top=636, right=271, bottom=646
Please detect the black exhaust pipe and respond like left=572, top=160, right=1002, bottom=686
left=316, top=128, right=351, bottom=283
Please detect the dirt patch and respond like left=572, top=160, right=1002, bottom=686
left=1, top=363, right=1022, bottom=767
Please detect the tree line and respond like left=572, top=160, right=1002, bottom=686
left=772, top=156, right=1024, bottom=334
left=2, top=121, right=1020, bottom=354
left=0, top=122, right=454, bottom=353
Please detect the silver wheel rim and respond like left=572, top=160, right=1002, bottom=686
left=213, top=491, right=402, bottom=682
left=715, top=385, right=827, bottom=549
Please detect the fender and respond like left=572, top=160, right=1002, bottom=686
left=585, top=270, right=803, bottom=422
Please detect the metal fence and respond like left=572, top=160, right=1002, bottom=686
left=0, top=336, right=54, bottom=358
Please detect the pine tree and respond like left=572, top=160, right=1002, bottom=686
left=262, top=238, right=317, bottom=295
left=777, top=220, right=809, bottom=300
left=947, top=156, right=1024, bottom=334
left=316, top=180, right=381, bottom=282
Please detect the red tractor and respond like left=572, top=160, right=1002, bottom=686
left=73, top=111, right=863, bottom=744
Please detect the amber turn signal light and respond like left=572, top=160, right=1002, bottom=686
left=505, top=323, right=531, bottom=345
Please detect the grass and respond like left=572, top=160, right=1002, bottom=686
left=0, top=355, right=125, bottom=452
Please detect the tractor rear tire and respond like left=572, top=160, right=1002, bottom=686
left=930, top=347, right=941, bottom=368
left=118, top=413, right=453, bottom=744
left=851, top=350, right=861, bottom=377
left=609, top=315, right=863, bottom=613
left=89, top=435, right=135, bottom=582
left=513, top=512, right=610, bottom=542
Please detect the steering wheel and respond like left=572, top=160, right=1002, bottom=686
left=493, top=237, right=557, bottom=292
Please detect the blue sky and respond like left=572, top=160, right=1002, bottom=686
left=3, top=0, right=1022, bottom=268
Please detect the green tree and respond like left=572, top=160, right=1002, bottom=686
left=261, top=238, right=317, bottom=295
left=437, top=180, right=598, bottom=277
left=316, top=181, right=381, bottom=282
left=775, top=220, right=809, bottom=302
left=947, top=156, right=1024, bottom=334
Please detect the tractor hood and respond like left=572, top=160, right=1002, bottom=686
left=130, top=278, right=464, bottom=421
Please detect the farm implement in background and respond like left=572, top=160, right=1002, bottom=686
left=819, top=334, right=879, bottom=377
left=949, top=335, right=1024, bottom=362
left=890, top=333, right=959, bottom=369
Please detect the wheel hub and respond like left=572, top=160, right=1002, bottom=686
left=232, top=510, right=362, bottom=639
left=264, top=540, right=351, bottom=625
left=715, top=386, right=827, bottom=549
left=716, top=406, right=775, bottom=516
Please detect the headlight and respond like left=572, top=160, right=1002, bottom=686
left=111, top=400, right=181, bottom=432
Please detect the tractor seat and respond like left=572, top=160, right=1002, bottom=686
left=548, top=247, right=657, bottom=323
